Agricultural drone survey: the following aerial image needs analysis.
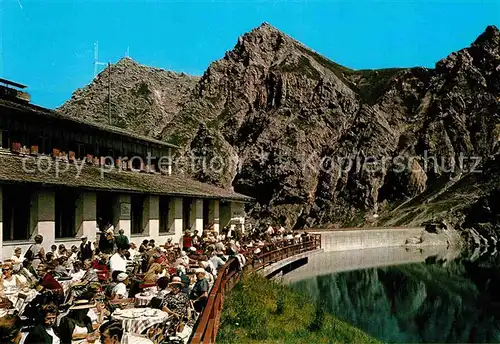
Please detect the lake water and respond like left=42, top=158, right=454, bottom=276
left=284, top=246, right=500, bottom=343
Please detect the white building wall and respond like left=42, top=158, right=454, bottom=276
left=171, top=197, right=183, bottom=242
left=129, top=196, right=184, bottom=247
left=36, top=190, right=56, bottom=249
left=192, top=199, right=203, bottom=232
left=82, top=192, right=97, bottom=243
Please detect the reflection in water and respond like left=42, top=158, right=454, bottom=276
left=290, top=249, right=500, bottom=343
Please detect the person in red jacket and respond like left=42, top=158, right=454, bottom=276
left=182, top=230, right=193, bottom=250
left=35, top=264, right=64, bottom=304
left=92, top=253, right=110, bottom=282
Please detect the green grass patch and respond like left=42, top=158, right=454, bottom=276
left=281, top=56, right=321, bottom=80
left=355, top=68, right=405, bottom=104
left=217, top=273, right=380, bottom=344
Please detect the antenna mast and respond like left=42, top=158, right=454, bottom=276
left=108, top=62, right=112, bottom=125
left=93, top=42, right=107, bottom=78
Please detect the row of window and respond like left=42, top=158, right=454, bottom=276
left=1, top=130, right=170, bottom=173
left=2, top=189, right=175, bottom=241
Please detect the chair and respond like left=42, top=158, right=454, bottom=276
left=188, top=300, right=199, bottom=323
left=14, top=292, right=28, bottom=313
left=109, top=298, right=135, bottom=308
left=138, top=283, right=157, bottom=290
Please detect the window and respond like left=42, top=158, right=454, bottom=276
left=3, top=186, right=32, bottom=241
left=55, top=190, right=79, bottom=238
left=77, top=143, right=85, bottom=159
left=97, top=192, right=115, bottom=232
left=1, top=130, right=9, bottom=149
left=159, top=196, right=170, bottom=233
left=131, top=195, right=145, bottom=234
left=182, top=198, right=192, bottom=230
left=38, top=135, right=49, bottom=154
left=203, top=200, right=210, bottom=228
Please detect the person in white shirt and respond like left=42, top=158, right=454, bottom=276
left=54, top=244, right=67, bottom=260
left=10, top=247, right=24, bottom=270
left=71, top=261, right=85, bottom=280
left=109, top=247, right=129, bottom=273
left=176, top=251, right=190, bottom=268
left=67, top=246, right=79, bottom=269
left=128, top=243, right=139, bottom=260
left=112, top=273, right=129, bottom=299
left=2, top=263, right=25, bottom=290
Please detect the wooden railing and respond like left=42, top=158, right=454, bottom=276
left=190, top=234, right=321, bottom=344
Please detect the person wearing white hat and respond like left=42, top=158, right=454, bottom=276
left=59, top=299, right=95, bottom=343
left=176, top=251, right=190, bottom=268
left=112, top=272, right=129, bottom=299
left=160, top=276, right=190, bottom=328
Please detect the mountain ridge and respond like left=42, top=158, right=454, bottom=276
left=59, top=23, right=500, bottom=244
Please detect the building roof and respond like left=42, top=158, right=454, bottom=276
left=0, top=154, right=253, bottom=202
left=0, top=78, right=27, bottom=89
left=0, top=98, right=179, bottom=149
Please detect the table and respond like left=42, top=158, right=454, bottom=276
left=4, top=289, right=38, bottom=314
left=135, top=292, right=154, bottom=307
left=111, top=307, right=168, bottom=335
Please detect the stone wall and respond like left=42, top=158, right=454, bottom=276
left=313, top=228, right=426, bottom=252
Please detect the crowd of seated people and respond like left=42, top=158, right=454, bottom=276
left=0, top=223, right=314, bottom=343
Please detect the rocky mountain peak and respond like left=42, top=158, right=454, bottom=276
left=224, top=22, right=292, bottom=67
left=59, top=58, right=199, bottom=137
left=114, top=56, right=138, bottom=67
left=473, top=25, right=500, bottom=48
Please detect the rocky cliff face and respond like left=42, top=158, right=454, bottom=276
left=59, top=23, right=500, bottom=238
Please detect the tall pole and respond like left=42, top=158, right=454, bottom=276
left=94, top=42, right=98, bottom=78
left=108, top=62, right=111, bottom=125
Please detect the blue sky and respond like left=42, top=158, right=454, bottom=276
left=1, top=0, right=499, bottom=108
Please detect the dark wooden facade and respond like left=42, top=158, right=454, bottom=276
left=0, top=100, right=174, bottom=172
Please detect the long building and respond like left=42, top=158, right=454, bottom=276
left=0, top=79, right=252, bottom=259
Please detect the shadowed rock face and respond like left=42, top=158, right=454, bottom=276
left=59, top=23, right=500, bottom=236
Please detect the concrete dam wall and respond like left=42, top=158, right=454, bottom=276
left=312, top=227, right=425, bottom=252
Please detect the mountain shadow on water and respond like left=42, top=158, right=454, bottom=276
left=291, top=252, right=500, bottom=343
